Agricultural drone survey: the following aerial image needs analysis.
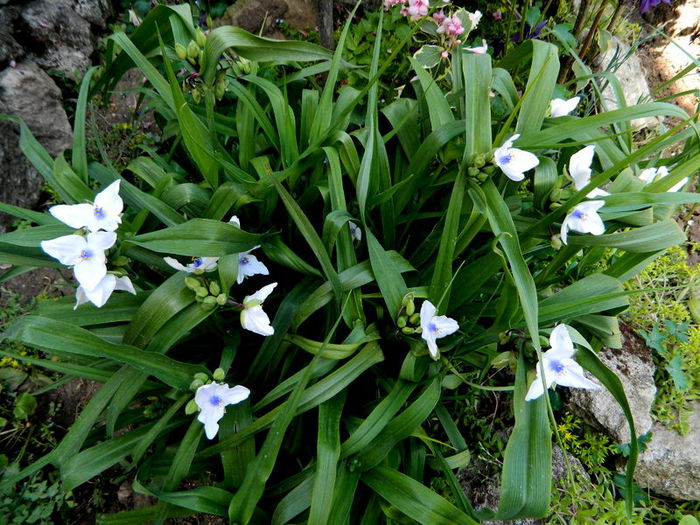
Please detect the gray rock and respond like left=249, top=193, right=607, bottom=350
left=216, top=0, right=289, bottom=34
left=0, top=60, right=71, bottom=232
left=594, top=36, right=659, bottom=129
left=0, top=7, right=24, bottom=63
left=21, top=0, right=94, bottom=76
left=635, top=402, right=700, bottom=501
left=567, top=328, right=656, bottom=444
left=74, top=0, right=112, bottom=29
left=35, top=46, right=91, bottom=76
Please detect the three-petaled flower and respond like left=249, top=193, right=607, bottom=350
left=525, top=324, right=600, bottom=401
left=163, top=256, right=219, bottom=273
left=349, top=222, right=362, bottom=242
left=41, top=231, right=117, bottom=291
left=195, top=382, right=250, bottom=439
left=49, top=180, right=123, bottom=233
left=494, top=134, right=540, bottom=182
left=419, top=300, right=459, bottom=359
left=560, top=200, right=606, bottom=244
left=240, top=283, right=277, bottom=336
left=569, top=145, right=609, bottom=198
left=550, top=97, right=580, bottom=118
left=228, top=216, right=269, bottom=284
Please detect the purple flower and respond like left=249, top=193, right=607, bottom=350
left=510, top=21, right=547, bottom=42
left=637, top=0, right=671, bottom=13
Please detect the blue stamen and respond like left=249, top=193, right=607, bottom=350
left=79, top=250, right=93, bottom=260
left=210, top=395, right=222, bottom=406
left=499, top=153, right=512, bottom=165
left=571, top=210, right=585, bottom=220
left=428, top=322, right=438, bottom=333
left=192, top=258, right=203, bottom=268
left=240, top=256, right=249, bottom=265
left=94, top=206, right=106, bottom=219
left=550, top=360, right=565, bottom=373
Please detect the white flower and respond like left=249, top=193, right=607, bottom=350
left=41, top=231, right=116, bottom=291
left=195, top=382, right=250, bottom=439
left=419, top=300, right=459, bottom=359
left=494, top=134, right=540, bottom=182
left=466, top=39, right=488, bottom=54
left=240, top=283, right=277, bottom=336
left=75, top=274, right=136, bottom=309
left=349, top=222, right=362, bottom=242
left=468, top=9, right=482, bottom=29
left=560, top=200, right=606, bottom=244
left=525, top=324, right=600, bottom=401
left=163, top=256, right=219, bottom=273
left=228, top=215, right=241, bottom=227
left=550, top=97, right=580, bottom=117
left=227, top=216, right=269, bottom=284
left=639, top=166, right=687, bottom=192
left=49, top=180, right=123, bottom=233
left=568, top=145, right=609, bottom=198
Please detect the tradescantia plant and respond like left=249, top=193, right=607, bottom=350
left=0, top=2, right=699, bottom=523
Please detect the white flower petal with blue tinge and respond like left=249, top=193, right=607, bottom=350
left=639, top=166, right=688, bottom=192
left=41, top=231, right=116, bottom=291
left=237, top=250, right=269, bottom=284
left=525, top=324, right=600, bottom=401
left=164, top=256, right=219, bottom=273
left=550, top=97, right=580, bottom=117
left=49, top=180, right=123, bottom=233
left=419, top=300, right=459, bottom=359
left=75, top=274, right=136, bottom=309
left=568, top=145, right=609, bottom=198
left=494, top=134, right=540, bottom=182
left=349, top=222, right=362, bottom=242
left=195, top=383, right=250, bottom=439
left=560, top=200, right=606, bottom=244
left=241, top=283, right=277, bottom=336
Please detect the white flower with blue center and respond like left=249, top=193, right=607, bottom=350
left=74, top=274, right=136, bottom=309
left=550, top=97, right=580, bottom=118
left=41, top=231, right=116, bottom=291
left=195, top=382, right=250, bottom=439
left=49, top=180, right=123, bottom=233
left=560, top=200, right=605, bottom=244
left=228, top=216, right=269, bottom=284
left=419, top=300, right=459, bottom=359
left=568, top=145, right=609, bottom=198
left=525, top=324, right=600, bottom=401
left=639, top=166, right=688, bottom=192
left=240, top=282, right=277, bottom=336
left=349, top=222, right=362, bottom=242
left=494, top=134, right=540, bottom=182
left=163, top=256, right=219, bottom=273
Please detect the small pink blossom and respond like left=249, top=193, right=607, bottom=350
left=437, top=16, right=465, bottom=36
left=407, top=0, right=428, bottom=19
left=492, top=10, right=502, bottom=20
left=433, top=9, right=447, bottom=25
left=441, top=50, right=449, bottom=58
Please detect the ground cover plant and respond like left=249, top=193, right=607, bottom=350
left=0, top=1, right=699, bottom=523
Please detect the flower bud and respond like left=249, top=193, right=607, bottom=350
left=215, top=77, right=226, bottom=100
left=550, top=189, right=562, bottom=202
left=477, top=172, right=489, bottom=182
left=409, top=313, right=420, bottom=325
left=414, top=327, right=423, bottom=334
left=238, top=57, right=251, bottom=74
left=190, top=378, right=204, bottom=391
left=194, top=372, right=209, bottom=382
left=201, top=296, right=217, bottom=310
left=491, top=351, right=512, bottom=368
left=401, top=326, right=415, bottom=335
left=467, top=167, right=480, bottom=177
left=216, top=293, right=227, bottom=305
left=551, top=235, right=562, bottom=250
left=397, top=316, right=407, bottom=328
left=187, top=40, right=200, bottom=60
left=185, top=399, right=199, bottom=414
left=473, top=154, right=486, bottom=168
left=209, top=281, right=221, bottom=295
left=192, top=88, right=202, bottom=104
left=196, top=29, right=207, bottom=48
left=195, top=286, right=209, bottom=297
left=206, top=15, right=213, bottom=27
left=185, top=276, right=200, bottom=290
left=405, top=300, right=415, bottom=316
left=175, top=43, right=187, bottom=60
left=483, top=165, right=496, bottom=175
left=213, top=368, right=226, bottom=381
left=401, top=292, right=415, bottom=308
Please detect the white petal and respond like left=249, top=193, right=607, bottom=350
left=550, top=96, right=580, bottom=117
left=432, top=315, right=459, bottom=337
left=198, top=404, right=225, bottom=440
left=74, top=255, right=107, bottom=291
left=49, top=203, right=95, bottom=230
left=510, top=148, right=540, bottom=173
left=569, top=145, right=595, bottom=190
left=245, top=282, right=277, bottom=305
left=86, top=231, right=117, bottom=252
left=74, top=286, right=89, bottom=310
left=41, top=235, right=86, bottom=265
left=668, top=178, right=688, bottom=193
left=548, top=324, right=574, bottom=357
left=555, top=360, right=600, bottom=390
left=587, top=187, right=610, bottom=198
left=164, top=257, right=192, bottom=272
left=349, top=222, right=362, bottom=242
left=421, top=329, right=439, bottom=358
left=82, top=274, right=117, bottom=307
left=560, top=216, right=571, bottom=245
left=195, top=257, right=219, bottom=271
left=195, top=383, right=218, bottom=407
left=114, top=276, right=137, bottom=294
left=219, top=385, right=250, bottom=405
left=638, top=167, right=657, bottom=184
left=237, top=252, right=269, bottom=284
left=419, top=300, right=437, bottom=332
left=240, top=305, right=274, bottom=336
left=94, top=180, right=123, bottom=216
left=228, top=215, right=241, bottom=227
left=525, top=376, right=546, bottom=401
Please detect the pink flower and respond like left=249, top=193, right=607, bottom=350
left=433, top=9, right=447, bottom=25
left=492, top=10, right=502, bottom=20
left=437, top=16, right=464, bottom=36
left=407, top=0, right=428, bottom=19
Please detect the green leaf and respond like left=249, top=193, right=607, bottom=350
left=665, top=355, right=689, bottom=392
left=366, top=230, right=409, bottom=322
left=413, top=44, right=443, bottom=69
left=461, top=53, right=492, bottom=160
left=566, top=219, right=685, bottom=253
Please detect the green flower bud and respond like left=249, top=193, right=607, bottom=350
left=551, top=235, right=562, bottom=250
left=209, top=281, right=221, bottom=296
left=409, top=313, right=420, bottom=325
left=195, top=286, right=208, bottom=298
left=401, top=326, right=415, bottom=335
left=498, top=331, right=510, bottom=344
left=477, top=171, right=489, bottom=182
left=175, top=43, right=187, bottom=60
left=192, top=88, right=201, bottom=104
left=190, top=378, right=204, bottom=391
left=185, top=276, right=200, bottom=290
left=187, top=40, right=199, bottom=59
left=195, top=29, right=207, bottom=48
left=397, top=316, right=407, bottom=328
left=414, top=327, right=423, bottom=334
left=216, top=293, right=227, bottom=306
left=473, top=154, right=486, bottom=168
left=467, top=167, right=480, bottom=177
left=238, top=57, right=251, bottom=74
left=194, top=372, right=209, bottom=383
left=213, top=368, right=225, bottom=381
left=405, top=300, right=415, bottom=316
left=206, top=15, right=213, bottom=27
left=185, top=399, right=199, bottom=414
left=401, top=292, right=415, bottom=307
left=483, top=165, right=496, bottom=175
left=201, top=296, right=217, bottom=310
left=550, top=189, right=562, bottom=202
left=215, top=78, right=226, bottom=100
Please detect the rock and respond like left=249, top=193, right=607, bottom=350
left=74, top=0, right=112, bottom=28
left=634, top=401, right=700, bottom=501
left=0, top=60, right=71, bottom=232
left=20, top=0, right=94, bottom=77
left=216, top=0, right=289, bottom=35
left=0, top=7, right=24, bottom=64
left=593, top=36, right=659, bottom=129
left=567, top=326, right=656, bottom=444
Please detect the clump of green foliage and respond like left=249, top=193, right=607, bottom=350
left=626, top=245, right=700, bottom=434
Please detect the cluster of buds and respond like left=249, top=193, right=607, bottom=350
left=396, top=293, right=422, bottom=335
left=175, top=28, right=207, bottom=66
left=185, top=275, right=228, bottom=310
left=467, top=154, right=496, bottom=183
left=174, top=29, right=229, bottom=103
